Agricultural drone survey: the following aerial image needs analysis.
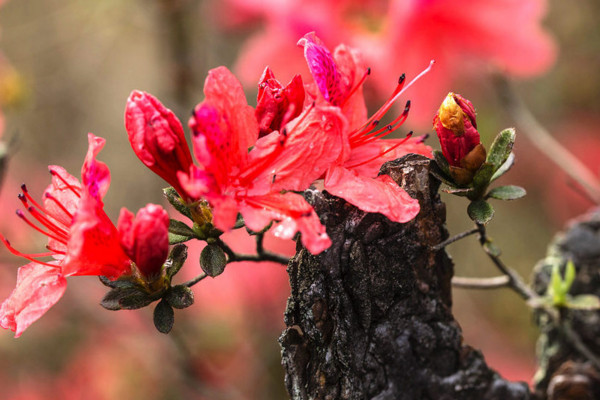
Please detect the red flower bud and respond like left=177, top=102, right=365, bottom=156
left=434, top=93, right=486, bottom=184
left=118, top=204, right=170, bottom=281
left=255, top=67, right=305, bottom=137
left=125, top=91, right=194, bottom=200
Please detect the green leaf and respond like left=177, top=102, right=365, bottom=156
left=165, top=285, right=195, bottom=309
left=100, top=287, right=155, bottom=311
left=491, top=153, right=515, bottom=182
left=98, top=276, right=138, bottom=289
left=564, top=260, right=576, bottom=291
left=165, top=244, right=188, bottom=280
left=200, top=244, right=227, bottom=277
left=433, top=150, right=451, bottom=176
left=487, top=185, right=526, bottom=201
left=153, top=299, right=175, bottom=334
left=471, top=162, right=495, bottom=190
left=487, top=128, right=516, bottom=169
left=566, top=294, right=600, bottom=310
left=467, top=200, right=495, bottom=224
left=168, top=219, right=196, bottom=244
left=163, top=187, right=191, bottom=219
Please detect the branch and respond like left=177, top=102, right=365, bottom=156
left=432, top=227, right=479, bottom=251
left=452, top=275, right=510, bottom=289
left=494, top=74, right=600, bottom=204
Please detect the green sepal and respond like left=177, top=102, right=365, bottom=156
left=168, top=219, right=196, bottom=244
left=487, top=185, right=526, bottom=201
left=487, top=128, right=516, bottom=170
left=163, top=187, right=192, bottom=219
left=233, top=214, right=245, bottom=229
left=165, top=285, right=195, bottom=309
left=153, top=299, right=175, bottom=334
left=200, top=244, right=227, bottom=277
left=467, top=200, right=495, bottom=224
left=100, top=287, right=155, bottom=311
left=491, top=153, right=515, bottom=182
left=165, top=244, right=188, bottom=280
left=429, top=158, right=458, bottom=187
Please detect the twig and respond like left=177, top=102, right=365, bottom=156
left=215, top=237, right=290, bottom=266
left=562, top=319, right=600, bottom=371
left=183, top=272, right=208, bottom=287
left=475, top=222, right=537, bottom=301
left=452, top=275, right=510, bottom=289
left=494, top=74, right=600, bottom=204
left=432, top=228, right=479, bottom=251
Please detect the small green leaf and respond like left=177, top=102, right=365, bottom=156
left=564, top=260, right=576, bottom=290
left=487, top=128, right=516, bottom=169
left=200, top=244, right=227, bottom=277
left=153, top=299, right=175, bottom=334
left=487, top=185, right=526, bottom=201
left=100, top=287, right=155, bottom=311
left=472, top=162, right=495, bottom=190
left=233, top=214, right=245, bottom=229
left=168, top=219, right=196, bottom=244
left=165, top=285, right=195, bottom=309
left=467, top=200, right=495, bottom=224
left=433, top=150, right=451, bottom=176
left=165, top=244, right=188, bottom=280
left=491, top=153, right=515, bottom=182
left=566, top=294, right=600, bottom=310
left=163, top=187, right=192, bottom=219
left=98, top=276, right=138, bottom=289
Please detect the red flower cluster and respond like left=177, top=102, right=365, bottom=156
left=0, top=134, right=170, bottom=337
left=125, top=33, right=431, bottom=254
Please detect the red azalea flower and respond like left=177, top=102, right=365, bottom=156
left=298, top=33, right=433, bottom=223
left=125, top=90, right=194, bottom=201
left=179, top=66, right=349, bottom=254
left=255, top=67, right=305, bottom=137
left=0, top=134, right=170, bottom=337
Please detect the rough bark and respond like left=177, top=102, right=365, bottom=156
left=280, top=154, right=530, bottom=400
left=532, top=208, right=600, bottom=400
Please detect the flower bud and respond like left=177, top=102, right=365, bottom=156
left=434, top=93, right=486, bottom=185
left=255, top=67, right=305, bottom=137
left=118, top=204, right=170, bottom=281
left=125, top=91, right=194, bottom=200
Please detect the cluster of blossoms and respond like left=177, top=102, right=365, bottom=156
left=0, top=33, right=432, bottom=337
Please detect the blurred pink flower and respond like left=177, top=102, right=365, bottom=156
left=226, top=0, right=556, bottom=127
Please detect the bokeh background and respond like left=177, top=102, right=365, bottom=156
left=0, top=0, right=599, bottom=399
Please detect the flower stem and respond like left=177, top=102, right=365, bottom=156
left=215, top=237, right=290, bottom=266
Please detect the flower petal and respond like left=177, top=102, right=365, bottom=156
left=0, top=262, right=67, bottom=338
left=325, top=165, right=420, bottom=223
left=239, top=192, right=331, bottom=254
left=81, top=133, right=111, bottom=201
left=247, top=104, right=350, bottom=194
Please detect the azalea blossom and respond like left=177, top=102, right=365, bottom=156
left=298, top=33, right=433, bottom=223
left=126, top=68, right=347, bottom=254
left=180, top=66, right=348, bottom=254
left=0, top=134, right=170, bottom=337
left=225, top=0, right=556, bottom=126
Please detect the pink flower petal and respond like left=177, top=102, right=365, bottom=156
left=81, top=133, right=111, bottom=201
left=325, top=165, right=420, bottom=223
left=0, top=262, right=67, bottom=338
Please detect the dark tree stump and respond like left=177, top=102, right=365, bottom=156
left=280, top=154, right=530, bottom=400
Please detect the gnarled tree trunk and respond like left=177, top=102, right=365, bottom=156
left=280, top=154, right=530, bottom=400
